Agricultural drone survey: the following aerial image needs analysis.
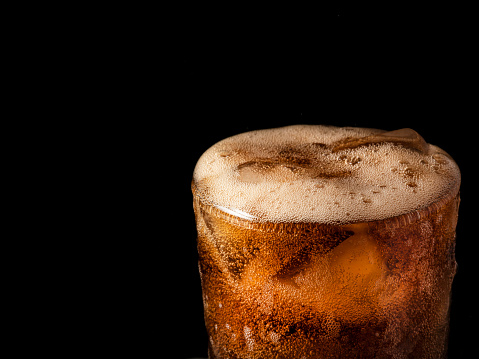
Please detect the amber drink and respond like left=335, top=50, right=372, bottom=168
left=192, top=125, right=460, bottom=358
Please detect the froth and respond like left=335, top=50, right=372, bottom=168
left=193, top=125, right=460, bottom=224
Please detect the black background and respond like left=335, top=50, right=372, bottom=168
left=159, top=4, right=475, bottom=358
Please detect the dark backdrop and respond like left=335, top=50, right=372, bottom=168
left=162, top=4, right=475, bottom=358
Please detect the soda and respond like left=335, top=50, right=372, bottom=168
left=192, top=125, right=460, bottom=358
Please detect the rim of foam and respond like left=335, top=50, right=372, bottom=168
left=193, top=125, right=461, bottom=224
left=193, top=183, right=460, bottom=231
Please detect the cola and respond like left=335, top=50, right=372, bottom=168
left=192, top=125, right=460, bottom=358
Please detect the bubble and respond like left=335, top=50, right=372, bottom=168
left=403, top=168, right=415, bottom=177
left=348, top=156, right=362, bottom=165
left=340, top=154, right=362, bottom=165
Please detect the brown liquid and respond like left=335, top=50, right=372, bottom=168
left=193, top=184, right=459, bottom=359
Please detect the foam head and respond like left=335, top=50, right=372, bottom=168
left=193, top=125, right=460, bottom=224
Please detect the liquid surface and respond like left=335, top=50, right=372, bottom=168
left=193, top=125, right=460, bottom=224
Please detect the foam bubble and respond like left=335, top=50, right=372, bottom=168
left=193, top=125, right=460, bottom=224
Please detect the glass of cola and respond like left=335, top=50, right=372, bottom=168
left=192, top=125, right=460, bottom=359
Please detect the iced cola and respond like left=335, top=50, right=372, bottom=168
left=192, top=125, right=460, bottom=358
